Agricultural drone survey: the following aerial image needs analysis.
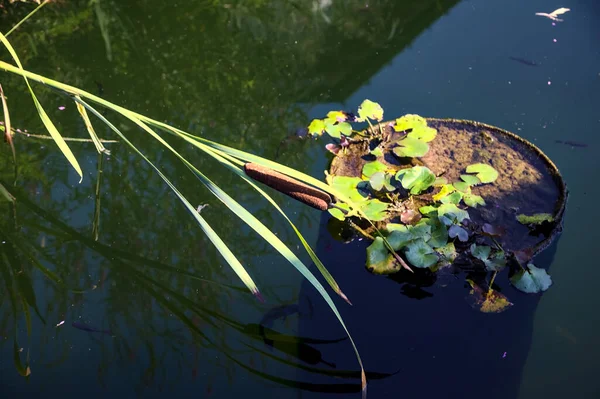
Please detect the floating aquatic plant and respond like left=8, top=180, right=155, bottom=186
left=308, top=99, right=557, bottom=312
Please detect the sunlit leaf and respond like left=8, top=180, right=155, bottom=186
left=308, top=119, right=325, bottom=137
left=370, top=146, right=383, bottom=157
left=356, top=99, right=383, bottom=122
left=516, top=213, right=554, bottom=225
left=433, top=184, right=455, bottom=201
left=369, top=172, right=394, bottom=192
left=448, top=225, right=469, bottom=242
left=361, top=199, right=389, bottom=221
left=460, top=174, right=480, bottom=186
left=394, top=114, right=427, bottom=132
left=325, top=122, right=352, bottom=139
left=465, top=163, right=498, bottom=184
left=328, top=203, right=349, bottom=221
left=440, top=191, right=462, bottom=205
left=324, top=111, right=347, bottom=124
left=393, top=136, right=429, bottom=158
left=419, top=205, right=437, bottom=215
left=433, top=176, right=448, bottom=186
left=0, top=31, right=83, bottom=182
left=405, top=239, right=438, bottom=268
left=362, top=161, right=388, bottom=178
left=329, top=176, right=369, bottom=203
left=510, top=264, right=552, bottom=293
left=453, top=181, right=470, bottom=193
left=396, top=166, right=435, bottom=194
left=365, top=237, right=399, bottom=274
left=407, top=126, right=437, bottom=142
left=463, top=193, right=485, bottom=207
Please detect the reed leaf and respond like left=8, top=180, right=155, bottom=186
left=75, top=95, right=109, bottom=154
left=0, top=32, right=83, bottom=182
left=0, top=84, right=17, bottom=183
left=73, top=99, right=262, bottom=300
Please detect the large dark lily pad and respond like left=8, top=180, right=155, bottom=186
left=329, top=118, right=567, bottom=258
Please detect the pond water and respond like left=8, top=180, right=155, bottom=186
left=0, top=0, right=599, bottom=398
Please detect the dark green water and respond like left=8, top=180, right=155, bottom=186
left=0, top=0, right=598, bottom=398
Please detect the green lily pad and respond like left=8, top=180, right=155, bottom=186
left=516, top=213, right=554, bottom=225
left=324, top=111, right=347, bottom=124
left=370, top=147, right=383, bottom=157
left=510, top=264, right=552, bottom=293
left=308, top=119, right=325, bottom=137
left=433, top=184, right=455, bottom=202
left=419, top=205, right=438, bottom=215
left=361, top=199, right=389, bottom=221
left=369, top=172, right=395, bottom=192
left=386, top=228, right=414, bottom=250
left=453, top=181, right=470, bottom=193
left=366, top=237, right=399, bottom=274
left=362, top=161, right=388, bottom=178
left=396, top=166, right=436, bottom=194
left=448, top=225, right=469, bottom=242
left=394, top=114, right=427, bottom=132
left=407, top=126, right=437, bottom=143
left=470, top=244, right=491, bottom=261
left=440, top=191, right=463, bottom=205
left=408, top=222, right=432, bottom=242
left=465, top=163, right=499, bottom=184
left=436, top=242, right=457, bottom=263
left=393, top=136, right=429, bottom=158
left=325, top=121, right=352, bottom=138
left=426, top=219, right=449, bottom=248
left=433, top=176, right=448, bottom=186
left=357, top=99, right=384, bottom=122
left=463, top=193, right=486, bottom=207
left=460, top=174, right=481, bottom=186
left=328, top=203, right=350, bottom=221
left=405, top=239, right=439, bottom=268
left=437, top=203, right=470, bottom=225
left=484, top=251, right=506, bottom=272
left=329, top=176, right=368, bottom=203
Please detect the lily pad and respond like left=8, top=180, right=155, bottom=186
left=396, top=166, right=436, bottom=195
left=361, top=199, right=389, bottom=221
left=405, top=239, right=439, bottom=268
left=426, top=219, right=449, bottom=248
left=465, top=163, right=499, bottom=184
left=394, top=114, right=427, bottom=132
left=369, top=172, right=395, bottom=192
left=329, top=176, right=368, bottom=203
left=448, top=225, right=469, bottom=242
left=433, top=184, right=455, bottom=202
left=453, top=181, right=470, bottom=193
left=484, top=252, right=506, bottom=272
left=463, top=193, right=486, bottom=207
left=386, top=227, right=414, bottom=250
left=356, top=99, right=384, bottom=122
left=370, top=147, right=383, bottom=157
left=510, top=264, right=552, bottom=293
left=460, top=174, right=481, bottom=186
left=440, top=191, right=462, bottom=205
left=328, top=203, right=350, bottom=221
left=393, top=136, right=429, bottom=158
left=325, top=121, right=352, bottom=138
left=362, top=161, right=389, bottom=178
left=470, top=244, right=491, bottom=261
left=436, top=242, right=457, bottom=263
left=324, top=111, right=348, bottom=124
left=366, top=237, right=399, bottom=274
left=437, top=203, right=470, bottom=225
left=308, top=119, right=325, bottom=137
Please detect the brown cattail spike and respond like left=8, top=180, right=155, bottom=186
left=244, top=163, right=332, bottom=211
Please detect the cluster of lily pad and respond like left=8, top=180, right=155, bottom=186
left=308, top=100, right=554, bottom=309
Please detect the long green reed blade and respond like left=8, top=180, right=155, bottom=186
left=0, top=32, right=83, bottom=182
left=112, top=113, right=367, bottom=396
left=4, top=0, right=49, bottom=38
left=92, top=153, right=103, bottom=240
left=75, top=96, right=109, bottom=155
left=0, top=84, right=17, bottom=183
left=0, top=181, right=15, bottom=202
left=74, top=98, right=262, bottom=300
left=186, top=142, right=351, bottom=304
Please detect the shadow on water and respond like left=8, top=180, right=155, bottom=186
left=295, top=205, right=561, bottom=398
